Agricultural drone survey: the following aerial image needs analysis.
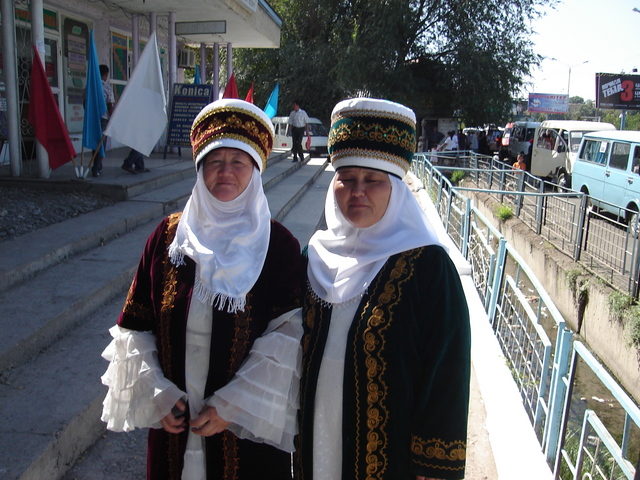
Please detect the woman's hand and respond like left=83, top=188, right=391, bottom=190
left=160, top=398, right=187, bottom=434
left=190, top=405, right=231, bottom=437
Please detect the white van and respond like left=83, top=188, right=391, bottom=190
left=530, top=120, right=616, bottom=188
left=271, top=116, right=329, bottom=156
left=571, top=131, right=640, bottom=228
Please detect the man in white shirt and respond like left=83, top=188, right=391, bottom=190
left=288, top=101, right=309, bottom=162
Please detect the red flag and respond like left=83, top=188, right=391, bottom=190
left=28, top=46, right=76, bottom=170
left=245, top=82, right=254, bottom=104
left=222, top=73, right=239, bottom=99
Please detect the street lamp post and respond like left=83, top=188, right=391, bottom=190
left=567, top=60, right=589, bottom=100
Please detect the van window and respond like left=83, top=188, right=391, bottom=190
left=309, top=123, right=329, bottom=137
left=537, top=129, right=557, bottom=150
left=580, top=139, right=609, bottom=165
left=633, top=146, right=640, bottom=174
left=610, top=143, right=630, bottom=171
left=569, top=132, right=586, bottom=153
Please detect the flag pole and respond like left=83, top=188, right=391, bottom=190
left=82, top=135, right=106, bottom=178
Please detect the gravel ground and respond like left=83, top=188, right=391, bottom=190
left=0, top=185, right=116, bottom=243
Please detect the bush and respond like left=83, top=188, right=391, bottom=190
left=450, top=170, right=465, bottom=185
left=494, top=203, right=513, bottom=221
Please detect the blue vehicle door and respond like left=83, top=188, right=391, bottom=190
left=604, top=142, right=631, bottom=213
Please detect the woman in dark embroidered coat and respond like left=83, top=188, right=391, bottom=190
left=294, top=98, right=471, bottom=480
left=101, top=99, right=303, bottom=480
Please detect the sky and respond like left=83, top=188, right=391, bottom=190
left=526, top=0, right=640, bottom=101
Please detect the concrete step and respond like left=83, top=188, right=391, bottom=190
left=267, top=157, right=329, bottom=221
left=0, top=151, right=328, bottom=480
left=280, top=162, right=334, bottom=247
left=0, top=167, right=195, bottom=293
left=0, top=151, right=293, bottom=293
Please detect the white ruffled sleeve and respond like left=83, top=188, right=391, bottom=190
left=207, top=308, right=303, bottom=452
left=101, top=325, right=186, bottom=432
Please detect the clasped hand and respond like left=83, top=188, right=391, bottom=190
left=161, top=399, right=231, bottom=436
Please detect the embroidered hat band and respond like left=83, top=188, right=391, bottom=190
left=190, top=98, right=274, bottom=172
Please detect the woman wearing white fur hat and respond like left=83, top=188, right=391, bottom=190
left=294, top=98, right=471, bottom=480
left=101, top=99, right=303, bottom=480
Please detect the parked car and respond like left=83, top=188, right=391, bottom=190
left=530, top=120, right=616, bottom=188
left=571, top=130, right=640, bottom=231
left=506, top=121, right=541, bottom=163
left=271, top=116, right=329, bottom=155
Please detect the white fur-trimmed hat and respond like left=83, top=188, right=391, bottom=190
left=190, top=98, right=274, bottom=172
left=328, top=98, right=417, bottom=178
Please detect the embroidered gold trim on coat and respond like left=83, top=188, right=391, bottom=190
left=411, top=436, right=466, bottom=471
left=222, top=294, right=254, bottom=479
left=122, top=278, right=153, bottom=319
left=354, top=250, right=418, bottom=480
left=223, top=430, right=239, bottom=480
left=297, top=289, right=323, bottom=480
left=227, top=296, right=252, bottom=380
left=158, top=213, right=182, bottom=380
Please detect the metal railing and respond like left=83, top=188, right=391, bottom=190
left=411, top=154, right=640, bottom=478
left=417, top=151, right=640, bottom=297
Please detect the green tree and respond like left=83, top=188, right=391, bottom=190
left=233, top=0, right=557, bottom=125
left=602, top=110, right=640, bottom=130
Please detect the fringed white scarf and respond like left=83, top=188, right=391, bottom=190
left=168, top=168, right=271, bottom=313
left=307, top=174, right=447, bottom=306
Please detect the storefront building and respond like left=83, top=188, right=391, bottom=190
left=0, top=0, right=281, bottom=177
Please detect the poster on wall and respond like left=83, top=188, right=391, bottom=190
left=528, top=93, right=569, bottom=114
left=596, top=73, right=640, bottom=110
left=165, top=83, right=214, bottom=155
left=63, top=18, right=89, bottom=134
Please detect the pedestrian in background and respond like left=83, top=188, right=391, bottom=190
left=438, top=130, right=458, bottom=151
left=428, top=125, right=444, bottom=150
left=92, top=64, right=114, bottom=177
left=121, top=148, right=150, bottom=174
left=478, top=130, right=489, bottom=155
left=288, top=101, right=309, bottom=162
left=101, top=98, right=304, bottom=480
left=295, top=97, right=471, bottom=480
left=513, top=152, right=527, bottom=171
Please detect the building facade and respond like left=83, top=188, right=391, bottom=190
left=0, top=0, right=281, bottom=177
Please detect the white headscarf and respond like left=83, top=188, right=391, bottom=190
left=307, top=173, right=446, bottom=306
left=168, top=166, right=271, bottom=313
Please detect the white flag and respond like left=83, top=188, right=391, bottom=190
left=104, top=31, right=167, bottom=156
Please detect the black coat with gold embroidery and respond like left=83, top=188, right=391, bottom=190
left=294, top=245, right=470, bottom=479
left=118, top=213, right=303, bottom=480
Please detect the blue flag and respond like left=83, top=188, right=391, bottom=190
left=263, top=82, right=279, bottom=119
left=82, top=30, right=106, bottom=156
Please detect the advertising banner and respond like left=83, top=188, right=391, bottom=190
left=528, top=93, right=569, bottom=114
left=596, top=73, right=640, bottom=110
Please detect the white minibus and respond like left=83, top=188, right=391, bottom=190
left=530, top=120, right=616, bottom=188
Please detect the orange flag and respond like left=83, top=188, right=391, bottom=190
left=245, top=82, right=254, bottom=104
left=222, top=73, right=239, bottom=99
left=28, top=46, right=76, bottom=170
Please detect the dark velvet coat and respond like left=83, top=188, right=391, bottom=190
left=294, top=245, right=471, bottom=479
left=118, top=212, right=303, bottom=480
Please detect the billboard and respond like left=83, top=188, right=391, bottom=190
left=596, top=73, right=640, bottom=110
left=528, top=93, right=569, bottom=114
